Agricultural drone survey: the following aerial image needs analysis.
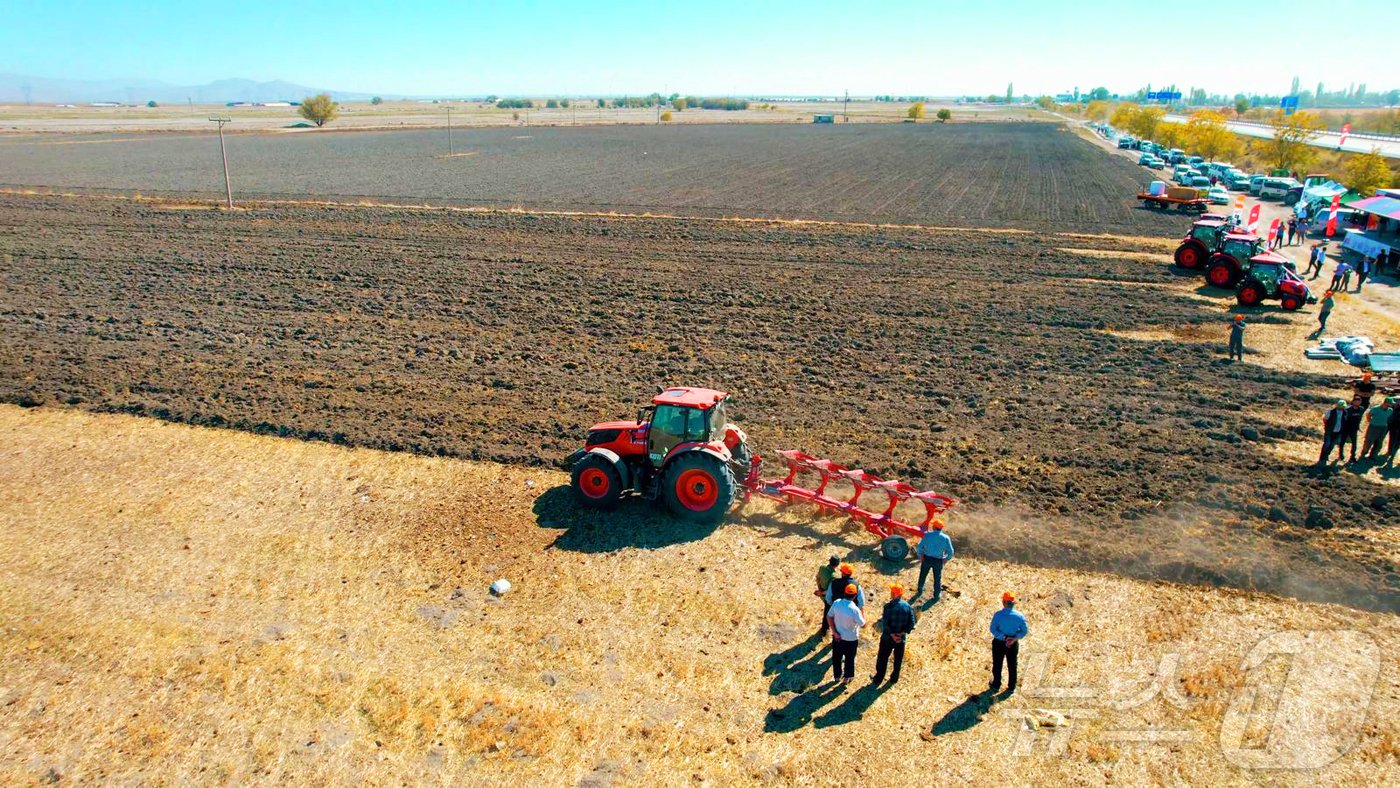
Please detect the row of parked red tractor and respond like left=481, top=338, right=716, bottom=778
left=1172, top=216, right=1314, bottom=310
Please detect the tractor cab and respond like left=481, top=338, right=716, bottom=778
left=644, top=387, right=731, bottom=468
left=1187, top=220, right=1227, bottom=246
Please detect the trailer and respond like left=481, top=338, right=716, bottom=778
left=1138, top=185, right=1209, bottom=213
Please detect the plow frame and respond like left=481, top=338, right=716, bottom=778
left=739, top=449, right=956, bottom=559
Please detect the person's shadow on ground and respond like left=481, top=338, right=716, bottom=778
left=762, top=632, right=829, bottom=696
left=927, top=689, right=1012, bottom=737
left=813, top=681, right=891, bottom=728
left=764, top=681, right=845, bottom=733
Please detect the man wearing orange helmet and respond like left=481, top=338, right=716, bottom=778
left=1228, top=314, right=1245, bottom=362
left=826, top=584, right=866, bottom=684
left=913, top=519, right=954, bottom=602
left=824, top=562, right=866, bottom=610
left=988, top=591, right=1028, bottom=694
left=870, top=584, right=916, bottom=685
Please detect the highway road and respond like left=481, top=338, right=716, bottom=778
left=1163, top=114, right=1400, bottom=159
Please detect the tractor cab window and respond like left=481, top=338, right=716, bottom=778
left=648, top=404, right=710, bottom=464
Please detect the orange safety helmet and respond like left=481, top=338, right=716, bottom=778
left=1002, top=591, right=1016, bottom=603
left=930, top=519, right=945, bottom=531
left=1233, top=314, right=1244, bottom=321
left=838, top=563, right=854, bottom=576
left=844, top=584, right=859, bottom=596
left=889, top=583, right=905, bottom=597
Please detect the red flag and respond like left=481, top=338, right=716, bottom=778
left=1325, top=193, right=1342, bottom=237
left=1340, top=122, right=1351, bottom=147
left=1247, top=204, right=1260, bottom=231
left=1268, top=218, right=1282, bottom=243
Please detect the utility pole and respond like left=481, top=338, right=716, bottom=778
left=445, top=105, right=454, bottom=155
left=844, top=89, right=849, bottom=122
left=208, top=117, right=233, bottom=209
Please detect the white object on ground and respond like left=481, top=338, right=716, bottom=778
left=489, top=579, right=512, bottom=596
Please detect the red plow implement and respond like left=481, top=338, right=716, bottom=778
left=740, top=450, right=957, bottom=559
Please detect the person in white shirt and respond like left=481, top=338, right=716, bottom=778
left=826, top=585, right=866, bottom=684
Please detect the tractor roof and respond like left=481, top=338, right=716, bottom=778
left=1195, top=219, right=1226, bottom=228
left=653, top=386, right=728, bottom=410
left=1224, top=232, right=1260, bottom=241
left=1250, top=251, right=1290, bottom=264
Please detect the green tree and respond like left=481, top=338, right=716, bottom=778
left=1087, top=86, right=1110, bottom=101
left=546, top=99, right=559, bottom=108
left=935, top=108, right=952, bottom=123
left=1344, top=149, right=1392, bottom=196
left=671, top=97, right=685, bottom=112
left=1035, top=96, right=1056, bottom=110
left=596, top=98, right=606, bottom=108
left=560, top=98, right=569, bottom=108
left=1234, top=96, right=1250, bottom=115
left=1006, top=83, right=1013, bottom=103
left=1251, top=110, right=1324, bottom=173
left=146, top=100, right=158, bottom=108
left=298, top=93, right=339, bottom=127
left=370, top=96, right=383, bottom=105
left=907, top=101, right=925, bottom=119
left=1185, top=110, right=1240, bottom=161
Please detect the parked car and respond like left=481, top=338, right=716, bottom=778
left=1117, top=137, right=1136, bottom=149
left=1187, top=156, right=1206, bottom=168
left=1259, top=177, right=1299, bottom=200
left=1175, top=169, right=1200, bottom=185
left=1226, top=172, right=1252, bottom=191
left=1138, top=152, right=1157, bottom=165
left=1207, top=186, right=1231, bottom=205
left=1248, top=174, right=1267, bottom=195
left=1189, top=175, right=1212, bottom=189
left=1166, top=148, right=1185, bottom=164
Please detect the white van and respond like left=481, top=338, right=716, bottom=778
left=1259, top=177, right=1298, bottom=200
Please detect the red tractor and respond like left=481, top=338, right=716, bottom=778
left=568, top=387, right=751, bottom=523
left=567, top=386, right=959, bottom=558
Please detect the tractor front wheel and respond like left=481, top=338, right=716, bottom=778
left=1280, top=294, right=1303, bottom=311
left=662, top=452, right=736, bottom=524
left=881, top=536, right=910, bottom=562
left=1237, top=280, right=1265, bottom=307
left=571, top=453, right=623, bottom=510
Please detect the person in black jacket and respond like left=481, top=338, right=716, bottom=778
left=1318, top=400, right=1349, bottom=467
left=1339, top=401, right=1365, bottom=464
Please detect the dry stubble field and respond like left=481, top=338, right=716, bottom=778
left=2, top=406, right=1396, bottom=784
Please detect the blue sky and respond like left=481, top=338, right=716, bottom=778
left=5, top=0, right=1397, bottom=96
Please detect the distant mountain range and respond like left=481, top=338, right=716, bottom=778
left=0, top=74, right=376, bottom=104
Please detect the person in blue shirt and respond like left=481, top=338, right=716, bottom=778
left=913, top=520, right=954, bottom=602
left=989, top=591, right=1028, bottom=694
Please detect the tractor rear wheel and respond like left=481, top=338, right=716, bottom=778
left=881, top=536, right=910, bottom=561
left=1174, top=242, right=1204, bottom=269
left=1206, top=258, right=1239, bottom=288
left=571, top=453, right=622, bottom=510
left=1237, top=280, right=1265, bottom=307
left=662, top=452, right=736, bottom=524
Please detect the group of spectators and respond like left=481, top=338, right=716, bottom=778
left=1317, top=373, right=1400, bottom=469
left=814, top=524, right=1026, bottom=695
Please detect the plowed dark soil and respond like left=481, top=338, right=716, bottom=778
left=0, top=193, right=1394, bottom=610
left=0, top=122, right=1179, bottom=233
